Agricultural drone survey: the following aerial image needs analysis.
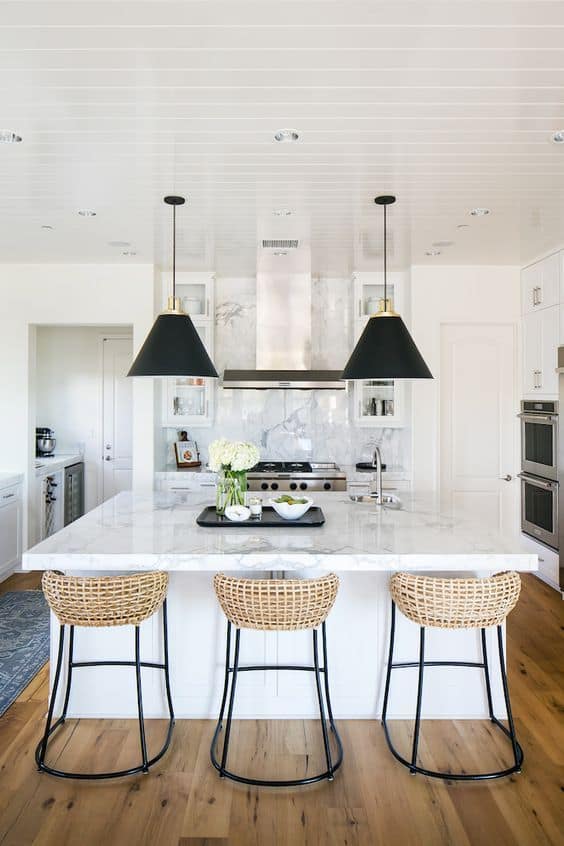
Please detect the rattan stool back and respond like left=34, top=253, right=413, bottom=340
left=390, top=571, right=521, bottom=629
left=213, top=572, right=339, bottom=631
left=42, top=571, right=169, bottom=627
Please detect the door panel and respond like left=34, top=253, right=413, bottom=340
left=102, top=336, right=133, bottom=501
left=440, top=324, right=517, bottom=532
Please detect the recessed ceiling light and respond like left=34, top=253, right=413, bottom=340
left=456, top=224, right=469, bottom=230
left=551, top=130, right=564, bottom=144
left=432, top=240, right=453, bottom=248
left=122, top=250, right=137, bottom=256
left=273, top=209, right=293, bottom=216
left=0, top=131, right=22, bottom=144
left=273, top=251, right=288, bottom=256
left=78, top=209, right=96, bottom=217
left=425, top=249, right=441, bottom=257
left=108, top=240, right=131, bottom=248
left=274, top=129, right=299, bottom=142
left=469, top=207, right=490, bottom=216
left=41, top=225, right=53, bottom=231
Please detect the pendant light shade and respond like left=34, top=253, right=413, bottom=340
left=127, top=196, right=218, bottom=378
left=341, top=196, right=432, bottom=381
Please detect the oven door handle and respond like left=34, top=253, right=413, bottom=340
left=517, top=473, right=558, bottom=489
left=517, top=413, right=557, bottom=422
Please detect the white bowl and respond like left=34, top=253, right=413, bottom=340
left=269, top=496, right=313, bottom=521
left=224, top=505, right=251, bottom=522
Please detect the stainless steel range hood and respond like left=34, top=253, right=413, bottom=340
left=223, top=262, right=345, bottom=390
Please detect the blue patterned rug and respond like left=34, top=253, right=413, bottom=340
left=0, top=591, right=50, bottom=717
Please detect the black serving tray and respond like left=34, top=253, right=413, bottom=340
left=196, top=505, right=325, bottom=528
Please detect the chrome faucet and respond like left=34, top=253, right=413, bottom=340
left=372, top=447, right=383, bottom=503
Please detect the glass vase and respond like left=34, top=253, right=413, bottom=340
left=216, top=469, right=247, bottom=515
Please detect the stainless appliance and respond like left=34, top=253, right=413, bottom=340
left=518, top=401, right=558, bottom=481
left=64, top=462, right=85, bottom=526
left=519, top=472, right=558, bottom=550
left=36, top=426, right=56, bottom=457
left=247, top=461, right=346, bottom=492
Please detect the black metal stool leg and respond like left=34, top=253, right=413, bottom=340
left=381, top=600, right=396, bottom=725
left=410, top=627, right=426, bottom=773
left=481, top=628, right=495, bottom=721
left=60, top=625, right=75, bottom=722
left=313, top=627, right=334, bottom=779
left=219, top=627, right=240, bottom=777
left=162, top=600, right=175, bottom=724
left=496, top=625, right=521, bottom=772
left=37, top=624, right=65, bottom=770
left=134, top=625, right=149, bottom=773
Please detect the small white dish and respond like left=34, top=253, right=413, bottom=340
left=269, top=496, right=313, bottom=521
left=224, top=505, right=251, bottom=522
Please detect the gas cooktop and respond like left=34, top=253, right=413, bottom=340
left=247, top=461, right=346, bottom=492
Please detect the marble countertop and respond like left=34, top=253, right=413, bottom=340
left=0, top=472, right=23, bottom=489
left=22, top=490, right=537, bottom=574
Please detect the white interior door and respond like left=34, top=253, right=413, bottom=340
left=102, top=336, right=133, bottom=501
left=440, top=323, right=518, bottom=532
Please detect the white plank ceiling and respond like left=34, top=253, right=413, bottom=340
left=1, top=0, right=564, bottom=274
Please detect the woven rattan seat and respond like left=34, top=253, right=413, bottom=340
left=42, top=571, right=169, bottom=628
left=389, top=571, right=521, bottom=630
left=213, top=572, right=339, bottom=631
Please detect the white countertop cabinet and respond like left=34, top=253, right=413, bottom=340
left=521, top=252, right=561, bottom=399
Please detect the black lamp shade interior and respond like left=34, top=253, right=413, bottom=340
left=341, top=315, right=432, bottom=380
left=127, top=312, right=218, bottom=377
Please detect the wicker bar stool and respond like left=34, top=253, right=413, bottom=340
left=36, top=571, right=174, bottom=780
left=381, top=571, right=523, bottom=781
left=210, top=572, right=343, bottom=787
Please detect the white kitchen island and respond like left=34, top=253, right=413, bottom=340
left=23, top=490, right=536, bottom=721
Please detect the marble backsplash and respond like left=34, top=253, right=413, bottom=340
left=162, top=276, right=411, bottom=472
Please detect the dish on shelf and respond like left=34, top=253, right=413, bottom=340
left=270, top=495, right=313, bottom=520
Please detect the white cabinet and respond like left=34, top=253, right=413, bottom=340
left=0, top=483, right=22, bottom=579
left=522, top=305, right=559, bottom=398
left=161, top=273, right=216, bottom=428
left=352, top=273, right=406, bottom=427
left=521, top=533, right=559, bottom=591
left=521, top=252, right=560, bottom=314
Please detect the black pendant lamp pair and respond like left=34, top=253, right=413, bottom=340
left=127, top=196, right=218, bottom=378
left=341, top=196, right=432, bottom=381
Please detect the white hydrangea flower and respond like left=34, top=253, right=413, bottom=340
left=208, top=438, right=260, bottom=472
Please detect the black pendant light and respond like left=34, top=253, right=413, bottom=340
left=342, top=196, right=432, bottom=380
left=128, top=196, right=218, bottom=378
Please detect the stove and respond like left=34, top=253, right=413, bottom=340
left=247, top=461, right=346, bottom=493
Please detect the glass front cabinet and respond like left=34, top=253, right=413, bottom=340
left=351, top=272, right=406, bottom=427
left=162, top=272, right=216, bottom=428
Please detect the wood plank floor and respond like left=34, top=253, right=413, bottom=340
left=0, top=572, right=562, bottom=846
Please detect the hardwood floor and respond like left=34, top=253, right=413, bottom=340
left=0, top=572, right=562, bottom=846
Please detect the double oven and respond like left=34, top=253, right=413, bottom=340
left=518, top=400, right=558, bottom=549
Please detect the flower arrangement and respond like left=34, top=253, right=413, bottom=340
left=208, top=438, right=260, bottom=473
left=208, top=438, right=260, bottom=514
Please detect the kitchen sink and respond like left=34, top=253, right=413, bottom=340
left=349, top=493, right=402, bottom=509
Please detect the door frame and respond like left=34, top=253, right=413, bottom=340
left=98, top=332, right=133, bottom=505
left=438, top=320, right=520, bottom=521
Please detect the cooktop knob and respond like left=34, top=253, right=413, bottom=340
left=323, top=482, right=331, bottom=490
left=299, top=482, right=307, bottom=490
left=261, top=482, right=268, bottom=490
left=290, top=482, right=298, bottom=490
left=271, top=482, right=279, bottom=490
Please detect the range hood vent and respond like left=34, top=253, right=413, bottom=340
left=261, top=239, right=299, bottom=249
left=222, top=263, right=345, bottom=390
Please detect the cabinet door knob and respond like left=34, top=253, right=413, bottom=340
left=500, top=474, right=512, bottom=482
left=105, top=456, right=112, bottom=461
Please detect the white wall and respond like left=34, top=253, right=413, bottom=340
left=35, top=325, right=131, bottom=512
left=410, top=265, right=521, bottom=491
left=0, top=264, right=155, bottom=544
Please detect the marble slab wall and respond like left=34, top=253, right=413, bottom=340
left=163, top=276, right=411, bottom=472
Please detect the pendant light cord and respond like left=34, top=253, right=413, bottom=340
left=172, top=203, right=176, bottom=300
left=383, top=202, right=387, bottom=308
